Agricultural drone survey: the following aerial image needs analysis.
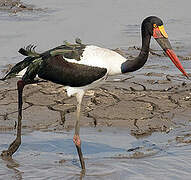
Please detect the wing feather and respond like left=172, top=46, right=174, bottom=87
left=38, top=55, right=107, bottom=87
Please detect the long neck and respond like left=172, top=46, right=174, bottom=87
left=121, top=27, right=151, bottom=73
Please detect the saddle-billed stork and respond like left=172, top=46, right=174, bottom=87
left=0, top=16, right=189, bottom=170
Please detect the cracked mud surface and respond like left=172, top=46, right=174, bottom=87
left=0, top=73, right=191, bottom=137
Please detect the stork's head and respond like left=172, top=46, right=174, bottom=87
left=142, top=16, right=189, bottom=78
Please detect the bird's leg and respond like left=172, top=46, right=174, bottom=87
left=1, top=80, right=25, bottom=157
left=73, top=91, right=85, bottom=170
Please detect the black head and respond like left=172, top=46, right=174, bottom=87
left=141, top=16, right=163, bottom=36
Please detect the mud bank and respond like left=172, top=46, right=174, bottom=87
left=0, top=73, right=191, bottom=137
left=0, top=0, right=39, bottom=13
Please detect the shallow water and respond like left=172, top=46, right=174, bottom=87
left=0, top=126, right=191, bottom=180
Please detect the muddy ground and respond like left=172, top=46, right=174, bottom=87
left=0, top=0, right=39, bottom=13
left=0, top=73, right=191, bottom=137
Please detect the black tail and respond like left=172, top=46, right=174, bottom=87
left=1, top=45, right=41, bottom=81
left=1, top=56, right=36, bottom=80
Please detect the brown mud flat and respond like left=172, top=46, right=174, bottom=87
left=0, top=74, right=191, bottom=137
left=0, top=0, right=40, bottom=13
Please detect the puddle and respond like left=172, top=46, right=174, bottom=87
left=0, top=127, right=191, bottom=179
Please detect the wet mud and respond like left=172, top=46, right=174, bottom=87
left=0, top=0, right=40, bottom=13
left=0, top=68, right=191, bottom=137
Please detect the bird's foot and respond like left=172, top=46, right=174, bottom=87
left=73, top=134, right=81, bottom=147
left=1, top=138, right=21, bottom=157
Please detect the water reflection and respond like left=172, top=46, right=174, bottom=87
left=1, top=156, right=22, bottom=180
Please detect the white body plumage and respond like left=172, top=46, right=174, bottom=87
left=66, top=45, right=127, bottom=75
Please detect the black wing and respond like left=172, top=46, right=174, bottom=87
left=38, top=55, right=107, bottom=87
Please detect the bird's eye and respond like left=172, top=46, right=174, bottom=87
left=153, top=24, right=157, bottom=28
